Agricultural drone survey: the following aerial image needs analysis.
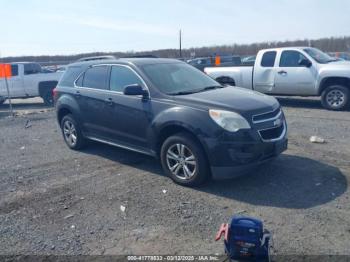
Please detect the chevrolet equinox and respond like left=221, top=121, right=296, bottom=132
left=54, top=58, right=288, bottom=186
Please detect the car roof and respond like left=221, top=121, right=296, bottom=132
left=261, top=46, right=312, bottom=52
left=68, top=58, right=182, bottom=68
left=77, top=55, right=116, bottom=62
left=10, top=62, right=41, bottom=65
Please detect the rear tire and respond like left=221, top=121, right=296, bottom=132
left=321, top=85, right=349, bottom=111
left=43, top=90, right=54, bottom=107
left=160, top=132, right=209, bottom=187
left=60, top=114, right=85, bottom=150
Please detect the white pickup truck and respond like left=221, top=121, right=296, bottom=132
left=205, top=47, right=350, bottom=110
left=0, top=62, right=63, bottom=106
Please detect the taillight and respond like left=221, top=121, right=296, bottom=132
left=52, top=88, right=58, bottom=100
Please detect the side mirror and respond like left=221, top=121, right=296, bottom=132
left=123, top=84, right=149, bottom=98
left=299, top=59, right=312, bottom=68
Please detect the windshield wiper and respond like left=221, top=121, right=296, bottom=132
left=204, top=85, right=224, bottom=90
left=199, top=85, right=224, bottom=92
left=168, top=86, right=224, bottom=95
left=327, top=59, right=340, bottom=63
left=168, top=90, right=198, bottom=95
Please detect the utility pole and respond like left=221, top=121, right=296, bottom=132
left=4, top=73, right=13, bottom=117
left=179, top=29, right=182, bottom=58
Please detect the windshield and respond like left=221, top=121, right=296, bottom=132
left=141, top=62, right=221, bottom=95
left=303, top=48, right=336, bottom=63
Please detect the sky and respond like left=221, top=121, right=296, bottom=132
left=1, top=0, right=350, bottom=57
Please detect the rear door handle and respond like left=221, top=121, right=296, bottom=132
left=105, top=98, right=114, bottom=106
left=278, top=70, right=287, bottom=75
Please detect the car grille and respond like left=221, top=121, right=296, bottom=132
left=252, top=108, right=286, bottom=142
left=259, top=124, right=285, bottom=141
left=252, top=108, right=281, bottom=123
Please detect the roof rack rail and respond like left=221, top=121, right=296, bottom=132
left=77, top=55, right=116, bottom=62
left=122, top=55, right=158, bottom=58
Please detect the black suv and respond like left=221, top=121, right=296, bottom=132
left=55, top=58, right=287, bottom=186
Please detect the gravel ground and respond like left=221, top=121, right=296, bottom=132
left=0, top=97, right=349, bottom=257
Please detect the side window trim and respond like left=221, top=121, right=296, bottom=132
left=109, top=64, right=145, bottom=94
left=75, top=72, right=85, bottom=87
left=74, top=64, right=151, bottom=98
left=74, top=64, right=109, bottom=90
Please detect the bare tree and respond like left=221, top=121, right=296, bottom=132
left=2, top=36, right=350, bottom=64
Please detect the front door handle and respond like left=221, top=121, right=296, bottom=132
left=105, top=98, right=114, bottom=106
left=278, top=70, right=287, bottom=75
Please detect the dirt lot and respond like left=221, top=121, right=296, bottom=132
left=0, top=98, right=52, bottom=119
left=0, top=97, right=349, bottom=256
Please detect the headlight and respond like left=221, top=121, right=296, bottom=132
left=209, top=109, right=250, bottom=132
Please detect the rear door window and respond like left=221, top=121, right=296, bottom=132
left=261, top=51, right=277, bottom=67
left=109, top=65, right=143, bottom=92
left=24, top=63, right=42, bottom=75
left=82, top=66, right=109, bottom=90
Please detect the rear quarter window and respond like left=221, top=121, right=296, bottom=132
left=261, top=51, right=277, bottom=67
left=59, top=66, right=83, bottom=87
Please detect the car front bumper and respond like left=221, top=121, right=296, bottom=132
left=209, top=138, right=288, bottom=179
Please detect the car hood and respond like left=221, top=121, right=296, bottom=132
left=173, top=86, right=279, bottom=118
left=328, top=61, right=350, bottom=65
left=319, top=60, right=350, bottom=69
left=318, top=61, right=350, bottom=76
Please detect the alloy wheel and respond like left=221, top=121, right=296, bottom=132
left=63, top=120, right=77, bottom=147
left=326, top=89, right=345, bottom=108
left=166, top=143, right=197, bottom=180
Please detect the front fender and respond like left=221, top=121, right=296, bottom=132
left=317, top=66, right=350, bottom=93
left=148, top=106, right=219, bottom=153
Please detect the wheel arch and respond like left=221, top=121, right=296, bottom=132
left=57, top=107, right=73, bottom=125
left=319, top=77, right=350, bottom=95
left=38, top=81, right=58, bottom=97
left=215, top=76, right=236, bottom=86
left=154, top=123, right=210, bottom=163
left=56, top=95, right=82, bottom=125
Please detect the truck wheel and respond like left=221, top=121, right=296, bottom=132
left=160, top=132, right=209, bottom=187
left=321, top=85, right=349, bottom=111
left=61, top=114, right=85, bottom=150
left=43, top=90, right=54, bottom=107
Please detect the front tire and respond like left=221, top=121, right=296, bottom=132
left=160, top=132, right=209, bottom=187
left=321, top=85, right=349, bottom=111
left=61, top=114, right=85, bottom=150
